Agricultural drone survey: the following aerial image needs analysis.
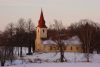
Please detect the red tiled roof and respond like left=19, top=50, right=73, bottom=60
left=37, top=9, right=47, bottom=28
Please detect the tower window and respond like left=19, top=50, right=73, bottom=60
left=38, top=30, right=39, bottom=33
left=43, top=29, right=44, bottom=33
left=71, top=46, right=72, bottom=50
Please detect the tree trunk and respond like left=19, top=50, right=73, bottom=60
left=60, top=47, right=64, bottom=62
left=20, top=39, right=23, bottom=57
left=87, top=48, right=89, bottom=62
left=97, top=51, right=100, bottom=54
left=32, top=40, right=35, bottom=53
left=28, top=40, right=31, bottom=53
left=1, top=62, right=4, bottom=66
left=87, top=53, right=89, bottom=62
left=12, top=46, right=13, bottom=56
left=18, top=47, right=19, bottom=56
left=20, top=46, right=22, bottom=57
left=11, top=37, right=13, bottom=57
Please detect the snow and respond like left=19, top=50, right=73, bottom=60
left=42, top=36, right=82, bottom=45
left=3, top=52, right=100, bottom=67
left=13, top=63, right=100, bottom=67
left=1, top=47, right=100, bottom=67
left=43, top=40, right=57, bottom=45
left=22, top=52, right=100, bottom=62
left=65, top=36, right=82, bottom=45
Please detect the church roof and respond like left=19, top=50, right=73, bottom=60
left=42, top=35, right=82, bottom=45
left=37, top=9, right=47, bottom=28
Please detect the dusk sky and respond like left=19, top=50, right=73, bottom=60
left=0, top=0, right=100, bottom=31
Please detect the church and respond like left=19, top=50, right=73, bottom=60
left=35, top=9, right=83, bottom=53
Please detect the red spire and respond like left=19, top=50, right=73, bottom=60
left=37, top=9, right=47, bottom=28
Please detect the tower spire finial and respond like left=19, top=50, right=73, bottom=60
left=41, top=7, right=42, bottom=11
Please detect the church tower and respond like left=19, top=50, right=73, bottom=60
left=35, top=9, right=47, bottom=52
left=36, top=9, right=47, bottom=38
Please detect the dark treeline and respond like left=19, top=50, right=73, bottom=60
left=0, top=19, right=100, bottom=65
left=0, top=18, right=36, bottom=47
left=0, top=18, right=36, bottom=66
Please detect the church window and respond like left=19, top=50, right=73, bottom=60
left=71, top=46, right=72, bottom=50
left=76, top=47, right=78, bottom=50
left=50, top=46, right=52, bottom=50
left=57, top=46, right=59, bottom=50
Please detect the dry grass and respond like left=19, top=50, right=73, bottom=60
left=43, top=59, right=49, bottom=63
left=18, top=58, right=68, bottom=63
left=77, top=61, right=92, bottom=62
left=34, top=58, right=42, bottom=63
left=18, top=58, right=34, bottom=64
left=28, top=59, right=33, bottom=63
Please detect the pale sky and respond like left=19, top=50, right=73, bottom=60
left=0, top=0, right=100, bottom=31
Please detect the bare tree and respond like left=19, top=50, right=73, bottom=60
left=0, top=30, right=16, bottom=66
left=6, top=23, right=15, bottom=57
left=67, top=19, right=100, bottom=62
left=25, top=19, right=35, bottom=55
left=0, top=46, right=5, bottom=66
left=16, top=18, right=26, bottom=57
left=49, top=20, right=66, bottom=62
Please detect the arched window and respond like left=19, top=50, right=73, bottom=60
left=71, top=46, right=72, bottom=50
left=43, top=29, right=44, bottom=33
left=38, top=29, right=39, bottom=33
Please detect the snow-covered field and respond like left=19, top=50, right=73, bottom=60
left=13, top=63, right=100, bottom=67
left=1, top=47, right=100, bottom=67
